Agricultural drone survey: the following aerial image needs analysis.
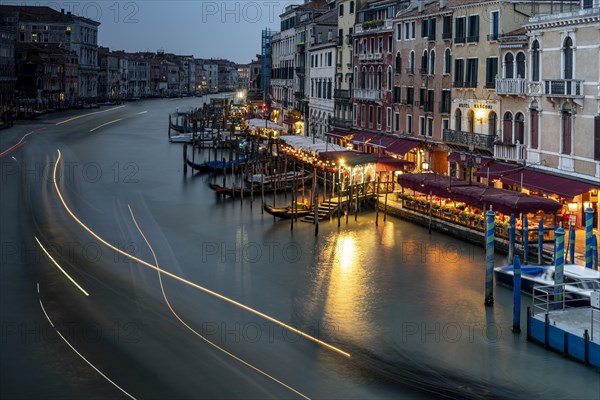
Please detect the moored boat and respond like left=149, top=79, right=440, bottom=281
left=263, top=203, right=312, bottom=219
left=494, top=263, right=600, bottom=306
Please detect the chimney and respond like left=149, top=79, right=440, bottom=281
left=440, top=0, right=447, bottom=8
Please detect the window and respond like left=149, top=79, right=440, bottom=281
left=419, top=88, right=426, bottom=106
left=504, top=53, right=514, bottom=78
left=395, top=51, right=402, bottom=73
left=397, top=23, right=402, bottom=40
left=377, top=106, right=382, bottom=129
left=361, top=104, right=366, bottom=127
left=467, top=109, right=475, bottom=133
left=488, top=111, right=497, bottom=137
left=561, top=109, right=572, bottom=155
left=441, top=90, right=451, bottom=113
left=353, top=104, right=357, bottom=125
left=378, top=37, right=383, bottom=53
left=370, top=38, right=375, bottom=54
left=339, top=4, right=344, bottom=17
left=394, top=112, right=400, bottom=131
left=408, top=51, right=415, bottom=74
left=387, top=66, right=392, bottom=91
left=377, top=67, right=382, bottom=90
left=455, top=17, right=466, bottom=43
left=490, top=11, right=499, bottom=41
left=361, top=67, right=366, bottom=89
left=594, top=116, right=600, bottom=160
left=426, top=90, right=434, bottom=113
left=369, top=105, right=374, bottom=128
left=467, top=15, right=479, bottom=42
left=406, top=87, right=414, bottom=105
left=388, top=36, right=392, bottom=52
left=442, top=16, right=452, bottom=39
left=584, top=0, right=593, bottom=8
left=369, top=67, right=374, bottom=89
left=442, top=119, right=449, bottom=136
left=444, top=48, right=451, bottom=74
left=407, top=115, right=413, bottom=134
left=427, top=117, right=433, bottom=137
left=350, top=1, right=354, bottom=13
left=421, top=19, right=429, bottom=38
left=387, top=108, right=392, bottom=131
left=516, top=52, right=525, bottom=78
left=485, top=57, right=498, bottom=88
left=427, top=18, right=436, bottom=40
left=419, top=116, right=426, bottom=136
left=393, top=86, right=401, bottom=103
left=328, top=81, right=332, bottom=99
left=454, top=109, right=462, bottom=131
left=429, top=50, right=435, bottom=75
left=514, top=112, right=524, bottom=144
left=465, top=58, right=478, bottom=87
left=454, top=58, right=464, bottom=87
left=421, top=50, right=428, bottom=74
left=531, top=40, right=540, bottom=81
left=563, top=37, right=573, bottom=79
left=411, top=22, right=416, bottom=39
left=503, top=112, right=513, bottom=143
left=405, top=22, right=410, bottom=40
left=530, top=108, right=539, bottom=149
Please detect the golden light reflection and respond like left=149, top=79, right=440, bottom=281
left=319, top=232, right=375, bottom=341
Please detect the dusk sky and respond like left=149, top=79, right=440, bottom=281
left=36, top=1, right=300, bottom=63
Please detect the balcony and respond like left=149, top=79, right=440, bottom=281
left=353, top=88, right=381, bottom=101
left=443, top=129, right=496, bottom=152
left=494, top=142, right=526, bottom=163
left=355, top=19, right=393, bottom=34
left=496, top=78, right=527, bottom=95
left=330, top=117, right=353, bottom=129
left=294, top=91, right=306, bottom=101
left=544, top=79, right=584, bottom=98
left=373, top=53, right=383, bottom=60
left=334, top=89, right=351, bottom=100
left=295, top=66, right=305, bottom=76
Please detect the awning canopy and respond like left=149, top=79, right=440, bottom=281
left=350, top=132, right=377, bottom=144
left=375, top=156, right=414, bottom=172
left=385, top=138, right=421, bottom=157
left=280, top=135, right=346, bottom=155
left=325, top=129, right=354, bottom=139
left=367, top=136, right=398, bottom=149
left=398, top=173, right=562, bottom=215
left=318, top=151, right=378, bottom=167
left=473, top=162, right=598, bottom=199
left=246, top=118, right=284, bottom=130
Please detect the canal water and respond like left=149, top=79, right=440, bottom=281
left=24, top=97, right=598, bottom=399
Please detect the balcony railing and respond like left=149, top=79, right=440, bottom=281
left=330, top=117, right=353, bottom=129
left=544, top=79, right=584, bottom=97
left=443, top=129, right=496, bottom=151
left=334, top=89, right=351, bottom=100
left=353, top=88, right=381, bottom=101
left=355, top=19, right=393, bottom=34
left=494, top=142, right=526, bottom=162
left=373, top=53, right=383, bottom=60
left=496, top=78, right=527, bottom=95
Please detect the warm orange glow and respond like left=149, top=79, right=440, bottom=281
left=52, top=149, right=350, bottom=359
left=35, top=236, right=89, bottom=296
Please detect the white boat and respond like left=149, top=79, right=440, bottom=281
left=495, top=263, right=600, bottom=306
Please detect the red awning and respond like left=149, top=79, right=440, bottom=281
left=350, top=132, right=377, bottom=144
left=474, top=163, right=598, bottom=199
left=398, top=173, right=562, bottom=215
left=326, top=129, right=354, bottom=139
left=367, top=136, right=398, bottom=149
left=375, top=156, right=414, bottom=172
left=385, top=138, right=420, bottom=157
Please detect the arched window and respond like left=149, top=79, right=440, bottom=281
left=531, top=40, right=540, bottom=81
left=409, top=50, right=415, bottom=73
left=444, top=48, right=451, bottom=74
left=369, top=67, right=375, bottom=90
left=514, top=112, right=524, bottom=144
left=395, top=51, right=402, bottom=73
left=504, top=53, right=514, bottom=79
left=563, top=36, right=573, bottom=80
left=530, top=106, right=539, bottom=149
left=377, top=66, right=383, bottom=90
left=516, top=52, right=526, bottom=79
left=503, top=111, right=513, bottom=143
left=421, top=50, right=428, bottom=73
left=467, top=109, right=475, bottom=133
left=454, top=108, right=462, bottom=131
left=488, top=111, right=497, bottom=137
left=561, top=105, right=572, bottom=155
left=429, top=50, right=436, bottom=75
left=361, top=67, right=366, bottom=89
left=387, top=66, right=393, bottom=91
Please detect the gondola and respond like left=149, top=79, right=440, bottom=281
left=263, top=203, right=312, bottom=219
left=208, top=182, right=291, bottom=198
left=185, top=149, right=246, bottom=173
